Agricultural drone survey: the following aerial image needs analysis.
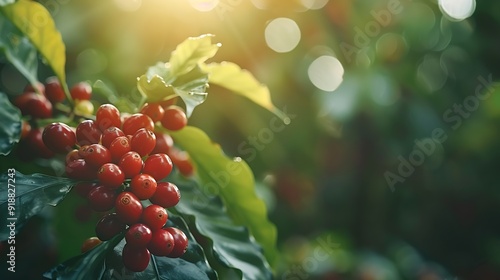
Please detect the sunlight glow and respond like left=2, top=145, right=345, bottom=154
left=439, top=0, right=476, bottom=21
left=308, top=56, right=344, bottom=92
left=300, top=0, right=329, bottom=10
left=265, top=18, right=301, bottom=53
left=113, top=0, right=142, bottom=12
left=189, top=0, right=219, bottom=12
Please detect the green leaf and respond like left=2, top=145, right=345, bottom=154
left=202, top=62, right=290, bottom=123
left=0, top=171, right=78, bottom=240
left=45, top=215, right=217, bottom=280
left=138, top=64, right=208, bottom=117
left=169, top=126, right=278, bottom=267
left=173, top=174, right=273, bottom=280
left=0, top=92, right=21, bottom=155
left=0, top=16, right=39, bottom=89
left=168, top=34, right=220, bottom=79
left=0, top=0, right=68, bottom=94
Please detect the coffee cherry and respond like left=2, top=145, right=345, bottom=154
left=115, top=192, right=143, bottom=225
left=130, top=174, right=157, bottom=200
left=142, top=153, right=173, bottom=181
left=66, top=159, right=97, bottom=180
left=70, top=81, right=92, bottom=100
left=140, top=103, right=164, bottom=122
left=15, top=92, right=52, bottom=119
left=42, top=122, right=76, bottom=154
left=95, top=213, right=126, bottom=241
left=97, top=163, right=124, bottom=189
left=100, top=126, right=125, bottom=148
left=122, top=113, right=154, bottom=135
left=125, top=223, right=152, bottom=248
left=95, top=104, right=121, bottom=132
left=141, top=205, right=167, bottom=230
left=84, top=144, right=112, bottom=168
left=44, top=76, right=66, bottom=103
left=118, top=151, right=143, bottom=179
left=20, top=120, right=31, bottom=140
left=161, top=105, right=187, bottom=131
left=76, top=120, right=102, bottom=146
left=26, top=128, right=55, bottom=159
left=164, top=227, right=188, bottom=257
left=24, top=81, right=45, bottom=95
left=122, top=244, right=150, bottom=272
left=109, top=136, right=131, bottom=162
left=87, top=185, right=117, bottom=212
left=150, top=182, right=180, bottom=208
left=151, top=132, right=174, bottom=154
left=130, top=128, right=156, bottom=157
left=66, top=149, right=81, bottom=164
left=81, top=237, right=102, bottom=253
left=147, top=229, right=174, bottom=256
left=170, top=149, right=195, bottom=177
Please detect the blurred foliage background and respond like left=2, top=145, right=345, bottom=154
left=1, top=0, right=500, bottom=279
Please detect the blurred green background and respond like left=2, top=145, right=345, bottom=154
left=2, top=0, right=500, bottom=279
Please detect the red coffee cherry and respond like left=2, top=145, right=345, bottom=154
left=122, top=243, right=150, bottom=272
left=122, top=113, right=154, bottom=135
left=109, top=136, right=131, bottom=162
left=142, top=153, right=173, bottom=181
left=95, top=213, right=126, bottom=241
left=42, top=122, right=76, bottom=154
left=76, top=120, right=101, bottom=146
left=25, top=128, right=55, bottom=159
left=147, top=229, right=174, bottom=256
left=70, top=81, right=92, bottom=100
left=24, top=81, right=45, bottom=95
left=130, top=174, right=157, bottom=200
left=131, top=128, right=156, bottom=157
left=115, top=192, right=143, bottom=225
left=125, top=223, right=152, bottom=248
left=44, top=76, right=66, bottom=103
left=151, top=132, right=174, bottom=154
left=164, top=227, right=189, bottom=258
left=65, top=159, right=97, bottom=180
left=161, top=105, right=187, bottom=131
left=141, top=205, right=167, bottom=230
left=150, top=182, right=181, bottom=208
left=118, top=151, right=143, bottom=179
left=65, top=149, right=81, bottom=164
left=97, top=163, right=125, bottom=189
left=95, top=104, right=121, bottom=132
left=87, top=185, right=117, bottom=212
left=140, top=103, right=164, bottom=123
left=84, top=144, right=112, bottom=168
left=15, top=92, right=52, bottom=119
left=100, top=126, right=125, bottom=148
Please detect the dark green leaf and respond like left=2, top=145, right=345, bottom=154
left=44, top=233, right=124, bottom=280
left=173, top=174, right=274, bottom=280
left=0, top=16, right=39, bottom=90
left=0, top=92, right=21, bottom=155
left=169, top=126, right=278, bottom=267
left=0, top=171, right=78, bottom=240
left=45, top=214, right=217, bottom=280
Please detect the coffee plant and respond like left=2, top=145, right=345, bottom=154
left=0, top=0, right=286, bottom=278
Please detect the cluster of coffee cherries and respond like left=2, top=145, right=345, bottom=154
left=38, top=100, right=193, bottom=272
left=12, top=78, right=94, bottom=160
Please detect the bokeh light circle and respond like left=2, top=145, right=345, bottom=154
left=300, top=0, right=329, bottom=10
left=189, top=0, right=219, bottom=12
left=265, top=18, right=301, bottom=53
left=308, top=55, right=344, bottom=92
left=439, top=0, right=476, bottom=21
left=113, top=0, right=142, bottom=12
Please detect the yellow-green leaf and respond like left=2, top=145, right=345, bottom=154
left=169, top=126, right=278, bottom=267
left=202, top=62, right=289, bottom=123
left=168, top=34, right=220, bottom=79
left=1, top=0, right=68, bottom=93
